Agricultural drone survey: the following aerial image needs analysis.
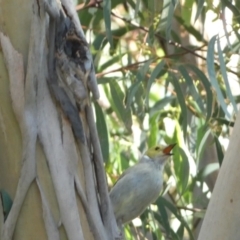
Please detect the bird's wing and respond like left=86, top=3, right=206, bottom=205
left=112, top=165, right=137, bottom=187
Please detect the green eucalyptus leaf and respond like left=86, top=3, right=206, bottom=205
left=213, top=117, right=234, bottom=127
left=217, top=38, right=238, bottom=113
left=169, top=73, right=188, bottom=139
left=175, top=16, right=204, bottom=42
left=200, top=163, right=219, bottom=178
left=177, top=224, right=184, bottom=239
left=150, top=96, right=175, bottom=116
left=156, top=197, right=194, bottom=240
left=92, top=34, right=108, bottom=62
left=148, top=113, right=159, bottom=147
left=126, top=60, right=152, bottom=109
left=207, top=35, right=230, bottom=118
left=194, top=0, right=205, bottom=22
left=178, top=147, right=190, bottom=194
left=181, top=0, right=194, bottom=26
left=146, top=60, right=165, bottom=108
left=156, top=198, right=171, bottom=237
left=0, top=190, right=13, bottom=221
left=178, top=65, right=204, bottom=112
left=214, top=136, right=224, bottom=165
left=94, top=102, right=109, bottom=162
left=159, top=0, right=175, bottom=39
left=99, top=53, right=126, bottom=72
left=196, top=127, right=211, bottom=163
left=186, top=65, right=213, bottom=121
left=103, top=0, right=113, bottom=46
left=221, top=0, right=240, bottom=24
left=109, top=81, right=132, bottom=132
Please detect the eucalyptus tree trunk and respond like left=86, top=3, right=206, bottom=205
left=198, top=111, right=240, bottom=240
left=0, top=0, right=118, bottom=239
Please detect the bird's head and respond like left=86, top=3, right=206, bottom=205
left=146, top=144, right=176, bottom=164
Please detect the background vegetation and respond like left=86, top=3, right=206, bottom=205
left=76, top=0, right=239, bottom=239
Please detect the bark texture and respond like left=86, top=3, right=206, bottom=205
left=0, top=0, right=118, bottom=239
left=198, top=111, right=240, bottom=240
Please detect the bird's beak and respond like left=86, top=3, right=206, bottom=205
left=163, top=144, right=176, bottom=155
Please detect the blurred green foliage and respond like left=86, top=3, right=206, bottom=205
left=77, top=0, right=239, bottom=239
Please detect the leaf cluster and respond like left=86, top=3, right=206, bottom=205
left=77, top=0, right=239, bottom=239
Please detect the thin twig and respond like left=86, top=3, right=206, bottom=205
left=176, top=206, right=205, bottom=213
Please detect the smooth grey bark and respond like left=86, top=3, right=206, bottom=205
left=198, top=111, right=240, bottom=240
left=0, top=0, right=118, bottom=239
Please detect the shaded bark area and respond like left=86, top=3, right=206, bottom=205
left=0, top=0, right=118, bottom=239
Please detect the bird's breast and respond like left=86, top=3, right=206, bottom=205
left=110, top=161, right=164, bottom=224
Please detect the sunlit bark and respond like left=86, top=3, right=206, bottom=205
left=0, top=0, right=118, bottom=239
left=198, top=111, right=240, bottom=240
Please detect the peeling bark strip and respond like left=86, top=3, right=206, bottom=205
left=47, top=8, right=90, bottom=143
left=1, top=0, right=119, bottom=239
left=45, top=1, right=119, bottom=239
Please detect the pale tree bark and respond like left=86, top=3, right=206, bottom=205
left=0, top=0, right=118, bottom=240
left=193, top=134, right=219, bottom=237
left=198, top=111, right=240, bottom=240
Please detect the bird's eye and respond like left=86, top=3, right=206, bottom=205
left=155, top=146, right=160, bottom=151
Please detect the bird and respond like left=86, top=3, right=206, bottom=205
left=109, top=144, right=176, bottom=226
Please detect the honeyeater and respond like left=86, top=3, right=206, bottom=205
left=110, top=144, right=176, bottom=225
